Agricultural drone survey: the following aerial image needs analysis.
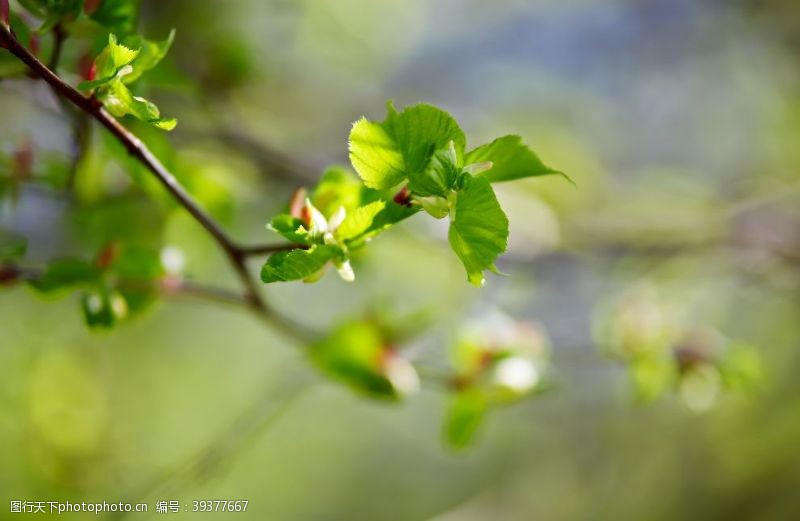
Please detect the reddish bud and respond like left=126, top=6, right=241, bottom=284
left=1, top=0, right=9, bottom=27
left=95, top=242, right=120, bottom=270
left=393, top=186, right=412, bottom=207
left=288, top=187, right=307, bottom=219
left=78, top=52, right=97, bottom=80
left=12, top=139, right=33, bottom=181
left=29, top=33, right=40, bottom=55
left=0, top=266, right=19, bottom=285
left=84, top=0, right=102, bottom=15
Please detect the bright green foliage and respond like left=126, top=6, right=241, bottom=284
left=309, top=319, right=418, bottom=399
left=349, top=102, right=465, bottom=190
left=448, top=175, right=508, bottom=286
left=263, top=169, right=416, bottom=283
left=78, top=33, right=176, bottom=130
left=345, top=101, right=561, bottom=286
left=260, top=245, right=340, bottom=283
left=465, top=135, right=562, bottom=183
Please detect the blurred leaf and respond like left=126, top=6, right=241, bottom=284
left=81, top=287, right=127, bottom=329
left=0, top=231, right=27, bottom=260
left=311, top=166, right=365, bottom=216
left=88, top=0, right=139, bottom=35
left=310, top=319, right=415, bottom=399
left=448, top=175, right=508, bottom=286
left=720, top=342, right=764, bottom=391
left=121, top=29, right=175, bottom=84
left=465, top=135, right=562, bottom=184
left=629, top=357, right=676, bottom=404
left=260, top=245, right=339, bottom=283
left=444, top=389, right=487, bottom=448
left=29, top=258, right=100, bottom=293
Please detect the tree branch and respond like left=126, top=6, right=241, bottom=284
left=0, top=24, right=309, bottom=339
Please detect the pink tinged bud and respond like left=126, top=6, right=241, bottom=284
left=12, top=140, right=33, bottom=180
left=95, top=242, right=120, bottom=269
left=1, top=0, right=9, bottom=26
left=0, top=266, right=19, bottom=285
left=288, top=187, right=308, bottom=220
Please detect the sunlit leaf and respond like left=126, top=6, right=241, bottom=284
left=465, top=135, right=563, bottom=183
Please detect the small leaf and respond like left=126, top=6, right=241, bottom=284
left=260, top=245, right=338, bottom=283
left=267, top=214, right=310, bottom=244
left=448, top=175, right=509, bottom=286
left=81, top=287, right=128, bottom=329
left=78, top=33, right=139, bottom=90
left=121, top=29, right=175, bottom=84
left=465, top=135, right=562, bottom=183
left=444, top=389, right=488, bottom=448
left=349, top=118, right=406, bottom=190
left=310, top=319, right=415, bottom=399
left=311, top=166, right=365, bottom=216
left=89, top=0, right=140, bottom=35
left=99, top=79, right=177, bottom=130
left=29, top=259, right=100, bottom=293
left=335, top=200, right=386, bottom=242
left=349, top=102, right=466, bottom=190
left=407, top=142, right=460, bottom=197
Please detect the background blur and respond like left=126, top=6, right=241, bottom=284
left=2, top=0, right=800, bottom=519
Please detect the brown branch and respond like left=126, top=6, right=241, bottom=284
left=0, top=24, right=309, bottom=339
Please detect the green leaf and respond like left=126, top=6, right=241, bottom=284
left=29, top=258, right=100, bottom=293
left=448, top=175, right=508, bottom=286
left=267, top=214, right=310, bottom=244
left=260, top=245, right=338, bottom=283
left=311, top=166, right=365, bottom=216
left=81, top=287, right=127, bottom=329
left=348, top=118, right=405, bottom=190
left=465, top=135, right=562, bottom=183
left=0, top=231, right=27, bottom=260
left=310, top=319, right=415, bottom=399
left=99, top=79, right=177, bottom=130
left=407, top=142, right=460, bottom=197
left=335, top=201, right=386, bottom=242
left=78, top=33, right=139, bottom=90
left=89, top=0, right=140, bottom=35
left=444, top=389, right=488, bottom=448
left=121, top=29, right=175, bottom=84
left=349, top=102, right=466, bottom=190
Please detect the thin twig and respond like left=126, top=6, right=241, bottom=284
left=0, top=24, right=308, bottom=339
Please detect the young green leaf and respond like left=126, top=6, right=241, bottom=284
left=78, top=34, right=139, bottom=90
left=29, top=258, right=100, bottom=293
left=448, top=175, right=509, bottom=286
left=465, top=135, right=562, bottom=183
left=407, top=142, right=460, bottom=197
left=444, top=389, right=488, bottom=448
left=100, top=79, right=177, bottom=130
left=121, top=29, right=176, bottom=84
left=335, top=200, right=386, bottom=242
left=267, top=214, right=310, bottom=244
left=88, top=0, right=140, bottom=35
left=310, top=319, right=417, bottom=399
left=81, top=287, right=127, bottom=329
left=260, top=245, right=338, bottom=283
left=349, top=102, right=466, bottom=190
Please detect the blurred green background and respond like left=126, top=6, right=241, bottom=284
left=2, top=0, right=800, bottom=519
